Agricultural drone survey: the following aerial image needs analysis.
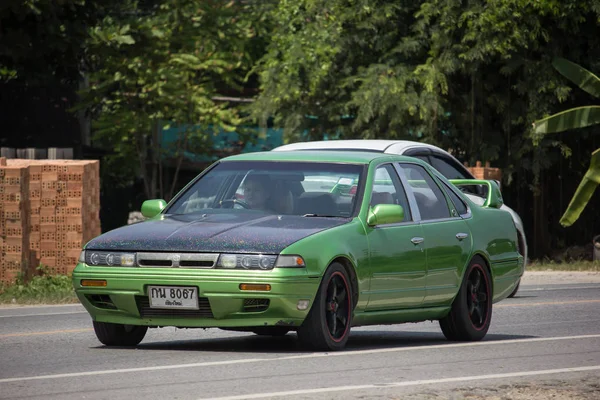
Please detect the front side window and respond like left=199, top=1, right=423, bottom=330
left=398, top=163, right=451, bottom=221
left=168, top=161, right=364, bottom=218
left=371, top=164, right=411, bottom=222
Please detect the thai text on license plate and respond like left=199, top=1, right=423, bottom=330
left=148, top=286, right=199, bottom=309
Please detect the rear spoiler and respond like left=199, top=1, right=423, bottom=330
left=449, top=179, right=504, bottom=209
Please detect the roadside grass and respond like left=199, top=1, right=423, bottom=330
left=0, top=274, right=78, bottom=305
left=527, top=260, right=600, bottom=272
left=1, top=260, right=599, bottom=305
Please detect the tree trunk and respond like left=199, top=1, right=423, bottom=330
left=150, top=121, right=159, bottom=199
left=136, top=132, right=152, bottom=200
left=157, top=122, right=164, bottom=199
left=168, top=131, right=189, bottom=201
left=470, top=73, right=475, bottom=159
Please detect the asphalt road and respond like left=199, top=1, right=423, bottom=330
left=1, top=281, right=600, bottom=400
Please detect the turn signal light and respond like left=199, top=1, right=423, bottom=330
left=239, top=283, right=271, bottom=291
left=81, top=279, right=107, bottom=287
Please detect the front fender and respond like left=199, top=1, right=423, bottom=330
left=280, top=219, right=369, bottom=309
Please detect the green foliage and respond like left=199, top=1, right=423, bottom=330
left=0, top=0, right=120, bottom=83
left=559, top=149, right=600, bottom=226
left=534, top=59, right=600, bottom=227
left=0, top=266, right=77, bottom=305
left=254, top=0, right=600, bottom=187
left=81, top=0, right=269, bottom=200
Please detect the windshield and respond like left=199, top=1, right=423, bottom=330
left=167, top=161, right=365, bottom=217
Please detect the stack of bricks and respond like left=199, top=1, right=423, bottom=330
left=466, top=161, right=502, bottom=182
left=1, top=159, right=100, bottom=284
left=0, top=158, right=34, bottom=284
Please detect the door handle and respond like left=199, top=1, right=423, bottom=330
left=456, top=233, right=469, bottom=241
left=411, top=237, right=424, bottom=245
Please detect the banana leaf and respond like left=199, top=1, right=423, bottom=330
left=533, top=106, right=600, bottom=134
left=560, top=148, right=600, bottom=227
left=552, top=58, right=600, bottom=99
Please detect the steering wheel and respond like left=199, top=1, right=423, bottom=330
left=218, top=198, right=251, bottom=209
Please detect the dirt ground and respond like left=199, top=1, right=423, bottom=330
left=521, top=271, right=600, bottom=285
left=395, top=376, right=600, bottom=399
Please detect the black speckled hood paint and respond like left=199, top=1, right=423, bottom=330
left=85, top=212, right=348, bottom=254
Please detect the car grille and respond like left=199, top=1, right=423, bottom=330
left=135, top=296, right=214, bottom=318
left=136, top=252, right=219, bottom=268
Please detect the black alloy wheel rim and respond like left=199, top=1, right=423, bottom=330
left=325, top=272, right=350, bottom=341
left=467, top=265, right=489, bottom=330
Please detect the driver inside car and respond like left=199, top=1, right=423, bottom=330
left=241, top=174, right=294, bottom=214
left=242, top=174, right=271, bottom=210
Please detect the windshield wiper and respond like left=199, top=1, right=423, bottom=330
left=302, top=214, right=342, bottom=218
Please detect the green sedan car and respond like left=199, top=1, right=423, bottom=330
left=73, top=151, right=523, bottom=351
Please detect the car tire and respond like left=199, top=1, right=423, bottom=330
left=439, top=256, right=492, bottom=341
left=297, top=262, right=353, bottom=351
left=507, top=278, right=520, bottom=298
left=93, top=321, right=148, bottom=346
left=251, top=327, right=290, bottom=336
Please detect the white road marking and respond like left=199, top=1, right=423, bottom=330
left=0, top=304, right=83, bottom=310
left=500, top=319, right=600, bottom=328
left=201, top=365, right=600, bottom=400
left=0, top=311, right=87, bottom=318
left=0, top=334, right=599, bottom=384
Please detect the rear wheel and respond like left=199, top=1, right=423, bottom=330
left=93, top=321, right=148, bottom=346
left=297, top=263, right=353, bottom=351
left=440, top=257, right=492, bottom=341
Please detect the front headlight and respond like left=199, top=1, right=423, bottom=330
left=216, top=254, right=278, bottom=270
left=83, top=251, right=136, bottom=267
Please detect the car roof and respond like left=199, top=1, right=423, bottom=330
left=272, top=139, right=444, bottom=155
left=222, top=150, right=422, bottom=164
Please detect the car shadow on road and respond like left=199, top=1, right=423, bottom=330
left=103, top=330, right=536, bottom=354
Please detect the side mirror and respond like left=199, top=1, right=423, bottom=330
left=141, top=199, right=167, bottom=218
left=367, top=204, right=404, bottom=226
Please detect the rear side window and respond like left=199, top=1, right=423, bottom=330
left=442, top=182, right=468, bottom=215
left=398, top=164, right=451, bottom=221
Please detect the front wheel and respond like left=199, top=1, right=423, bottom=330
left=439, top=257, right=492, bottom=341
left=297, top=263, right=353, bottom=351
left=93, top=321, right=148, bottom=346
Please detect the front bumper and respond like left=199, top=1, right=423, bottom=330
left=72, top=264, right=320, bottom=329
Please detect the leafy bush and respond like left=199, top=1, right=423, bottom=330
left=0, top=266, right=78, bottom=305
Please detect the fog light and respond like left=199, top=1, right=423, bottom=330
left=121, top=253, right=135, bottom=267
left=220, top=254, right=237, bottom=269
left=239, top=283, right=271, bottom=291
left=81, top=279, right=107, bottom=287
left=297, top=300, right=310, bottom=310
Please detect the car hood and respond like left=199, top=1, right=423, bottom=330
left=86, top=212, right=348, bottom=254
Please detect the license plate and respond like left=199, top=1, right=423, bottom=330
left=148, top=286, right=199, bottom=309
